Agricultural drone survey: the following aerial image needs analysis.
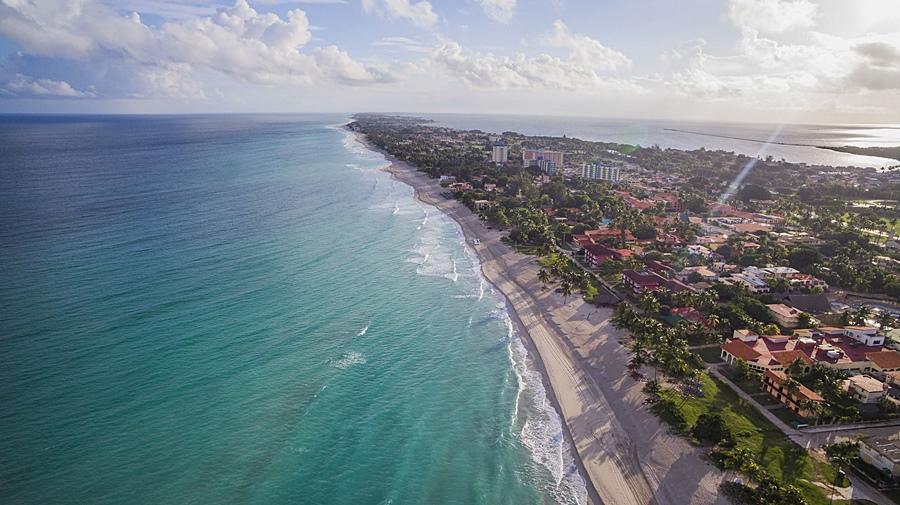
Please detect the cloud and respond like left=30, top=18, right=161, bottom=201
left=727, top=0, right=817, bottom=33
left=0, top=73, right=93, bottom=98
left=430, top=20, right=630, bottom=90
left=544, top=20, right=631, bottom=71
left=370, top=36, right=432, bottom=52
left=847, top=41, right=900, bottom=90
left=0, top=0, right=391, bottom=99
left=478, top=0, right=516, bottom=23
left=361, top=0, right=438, bottom=27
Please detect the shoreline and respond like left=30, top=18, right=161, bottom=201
left=349, top=128, right=729, bottom=505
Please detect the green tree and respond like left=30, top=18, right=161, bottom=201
left=691, top=412, right=733, bottom=445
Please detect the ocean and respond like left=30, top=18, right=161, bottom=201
left=0, top=115, right=585, bottom=505
left=422, top=113, right=900, bottom=168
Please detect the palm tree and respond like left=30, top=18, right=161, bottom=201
left=629, top=339, right=649, bottom=371
left=799, top=399, right=824, bottom=422
left=638, top=292, right=660, bottom=316
left=852, top=306, right=873, bottom=326
left=787, top=357, right=807, bottom=377
left=782, top=377, right=801, bottom=400
left=560, top=279, right=574, bottom=304
left=876, top=311, right=896, bottom=331
left=537, top=269, right=551, bottom=288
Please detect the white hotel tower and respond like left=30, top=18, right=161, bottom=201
left=580, top=162, right=621, bottom=182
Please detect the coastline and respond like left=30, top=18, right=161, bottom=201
left=350, top=128, right=729, bottom=505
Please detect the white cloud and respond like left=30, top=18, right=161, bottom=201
left=0, top=0, right=391, bottom=98
left=727, top=0, right=817, bottom=33
left=0, top=73, right=93, bottom=98
left=544, top=20, right=631, bottom=71
left=361, top=0, right=438, bottom=27
left=431, top=21, right=630, bottom=90
left=478, top=0, right=516, bottom=23
left=370, top=36, right=432, bottom=52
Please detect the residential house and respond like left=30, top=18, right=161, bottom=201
left=677, top=266, right=719, bottom=283
left=731, top=272, right=771, bottom=294
left=845, top=326, right=885, bottom=347
left=767, top=303, right=802, bottom=329
left=844, top=375, right=888, bottom=404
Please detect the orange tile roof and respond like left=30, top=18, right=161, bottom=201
left=866, top=350, right=900, bottom=370
left=770, top=350, right=814, bottom=366
left=721, top=339, right=761, bottom=361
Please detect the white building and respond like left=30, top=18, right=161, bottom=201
left=491, top=141, right=509, bottom=164
left=860, top=437, right=900, bottom=477
left=844, top=326, right=885, bottom=346
left=731, top=272, right=771, bottom=294
left=844, top=375, right=888, bottom=404
left=580, top=162, right=621, bottom=182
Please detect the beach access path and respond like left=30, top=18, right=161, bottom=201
left=363, top=134, right=729, bottom=505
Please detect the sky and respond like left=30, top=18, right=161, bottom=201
left=1, top=0, right=899, bottom=124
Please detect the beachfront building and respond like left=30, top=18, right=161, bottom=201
left=720, top=334, right=815, bottom=373
left=722, top=326, right=900, bottom=375
left=491, top=140, right=509, bottom=164
left=580, top=162, right=621, bottom=182
left=844, top=375, right=888, bottom=404
left=767, top=303, right=802, bottom=329
left=583, top=243, right=632, bottom=266
left=621, top=269, right=694, bottom=295
left=763, top=370, right=824, bottom=418
left=860, top=437, right=900, bottom=477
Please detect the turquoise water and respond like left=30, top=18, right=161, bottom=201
left=0, top=115, right=585, bottom=505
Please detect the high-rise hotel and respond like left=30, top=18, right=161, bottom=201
left=580, top=162, right=621, bottom=182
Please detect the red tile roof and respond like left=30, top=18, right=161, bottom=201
left=866, top=350, right=900, bottom=370
left=721, top=339, right=761, bottom=361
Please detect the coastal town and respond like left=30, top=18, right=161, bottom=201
left=350, top=114, right=900, bottom=505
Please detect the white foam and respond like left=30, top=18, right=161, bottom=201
left=507, top=328, right=587, bottom=505
left=331, top=351, right=366, bottom=369
left=356, top=325, right=369, bottom=337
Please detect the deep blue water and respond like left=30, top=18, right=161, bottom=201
left=0, top=115, right=585, bottom=505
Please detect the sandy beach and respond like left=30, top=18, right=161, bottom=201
left=356, top=131, right=728, bottom=505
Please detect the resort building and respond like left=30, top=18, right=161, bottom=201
left=621, top=269, right=695, bottom=294
left=860, top=437, right=900, bottom=477
left=720, top=334, right=814, bottom=373
left=583, top=243, right=632, bottom=266
left=522, top=148, right=564, bottom=168
left=762, top=370, right=824, bottom=418
left=491, top=140, right=509, bottom=164
left=722, top=327, right=900, bottom=374
left=580, top=162, right=621, bottom=182
left=767, top=303, right=802, bottom=329
left=844, top=375, right=888, bottom=404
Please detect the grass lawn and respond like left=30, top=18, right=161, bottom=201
left=697, top=346, right=724, bottom=364
left=658, top=373, right=842, bottom=505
